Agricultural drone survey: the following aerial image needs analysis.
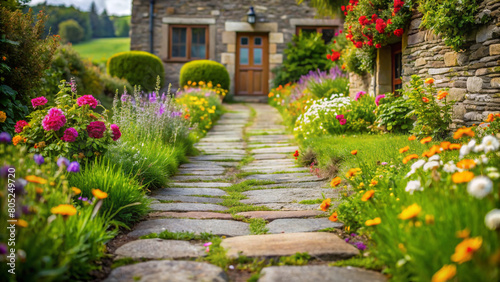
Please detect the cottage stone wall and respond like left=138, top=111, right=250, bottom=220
left=402, top=0, right=500, bottom=127
left=130, top=0, right=341, bottom=94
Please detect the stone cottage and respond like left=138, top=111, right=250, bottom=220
left=130, top=0, right=342, bottom=100
left=352, top=0, right=500, bottom=127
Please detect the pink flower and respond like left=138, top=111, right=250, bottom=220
left=31, top=96, right=48, bottom=108
left=336, top=114, right=344, bottom=120
left=87, top=121, right=106, bottom=139
left=77, top=95, right=98, bottom=109
left=355, top=91, right=366, bottom=101
left=61, top=127, right=78, bottom=142
left=42, top=108, right=66, bottom=131
left=340, top=118, right=347, bottom=125
left=15, top=120, right=29, bottom=133
left=110, top=124, right=121, bottom=141
left=375, top=94, right=386, bottom=106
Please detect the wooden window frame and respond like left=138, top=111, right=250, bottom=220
left=168, top=25, right=209, bottom=62
left=295, top=26, right=337, bottom=35
left=391, top=43, right=403, bottom=92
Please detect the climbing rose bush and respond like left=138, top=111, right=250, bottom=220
left=15, top=81, right=119, bottom=159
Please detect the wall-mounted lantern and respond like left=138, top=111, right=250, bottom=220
left=247, top=6, right=256, bottom=24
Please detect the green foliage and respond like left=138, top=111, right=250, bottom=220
left=0, top=7, right=59, bottom=102
left=112, top=16, right=130, bottom=37
left=107, top=51, right=165, bottom=92
left=278, top=253, right=310, bottom=266
left=179, top=60, right=230, bottom=91
left=68, top=158, right=150, bottom=226
left=0, top=60, right=29, bottom=134
left=376, top=92, right=414, bottom=133
left=249, top=218, right=269, bottom=235
left=331, top=256, right=385, bottom=270
left=141, top=230, right=216, bottom=241
left=344, top=46, right=376, bottom=75
left=308, top=75, right=349, bottom=99
left=419, top=0, right=484, bottom=51
left=58, top=19, right=84, bottom=44
left=272, top=32, right=331, bottom=87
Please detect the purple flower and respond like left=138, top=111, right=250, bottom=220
left=22, top=205, right=30, bottom=215
left=157, top=104, right=166, bottom=116
left=350, top=233, right=357, bottom=237
left=0, top=165, right=13, bottom=178
left=70, top=78, right=77, bottom=93
left=0, top=243, right=7, bottom=255
left=57, top=157, right=70, bottom=168
left=375, top=94, right=386, bottom=106
left=121, top=94, right=130, bottom=103
left=149, top=92, right=157, bottom=103
left=339, top=118, right=347, bottom=125
left=33, top=154, right=44, bottom=165
left=345, top=238, right=350, bottom=243
left=171, top=111, right=182, bottom=118
left=335, top=114, right=344, bottom=120
left=0, top=132, right=12, bottom=143
left=161, top=92, right=166, bottom=101
left=381, top=162, right=388, bottom=165
left=352, top=242, right=367, bottom=251
left=67, top=161, right=80, bottom=173
left=355, top=91, right=366, bottom=101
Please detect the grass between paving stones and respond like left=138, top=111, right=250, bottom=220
left=249, top=218, right=269, bottom=235
left=139, top=230, right=217, bottom=241
left=235, top=171, right=262, bottom=178
left=298, top=199, right=323, bottom=204
left=330, top=256, right=385, bottom=271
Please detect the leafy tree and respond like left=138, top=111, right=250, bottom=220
left=58, top=19, right=84, bottom=43
left=89, top=1, right=102, bottom=38
left=298, top=0, right=347, bottom=17
left=113, top=16, right=130, bottom=37
left=99, top=9, right=115, bottom=38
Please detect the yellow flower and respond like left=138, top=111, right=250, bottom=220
left=402, top=154, right=419, bottom=164
left=51, top=204, right=77, bottom=216
left=452, top=171, right=474, bottom=183
left=345, top=168, right=361, bottom=178
left=456, top=228, right=470, bottom=239
left=25, top=175, right=47, bottom=184
left=207, top=82, right=213, bottom=88
left=451, top=237, right=482, bottom=264
left=432, top=265, right=456, bottom=282
left=71, top=187, right=81, bottom=195
left=398, top=203, right=421, bottom=220
left=319, top=198, right=331, bottom=212
left=92, top=189, right=108, bottom=199
left=0, top=111, right=6, bottom=123
left=369, top=180, right=378, bottom=187
left=330, top=177, right=342, bottom=187
left=15, top=219, right=28, bottom=227
left=425, top=214, right=435, bottom=225
left=187, top=80, right=192, bottom=85
left=365, top=217, right=381, bottom=226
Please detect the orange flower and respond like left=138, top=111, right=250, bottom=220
left=92, top=189, right=108, bottom=199
left=25, top=175, right=47, bottom=184
left=398, top=203, right=421, bottom=220
left=330, top=177, right=341, bottom=187
left=420, top=136, right=432, bottom=144
left=345, top=168, right=361, bottom=178
left=451, top=237, right=482, bottom=264
left=365, top=217, right=381, bottom=226
left=440, top=141, right=451, bottom=150
left=437, top=91, right=448, bottom=100
left=425, top=78, right=434, bottom=84
left=71, top=187, right=81, bottom=195
left=51, top=204, right=77, bottom=216
left=485, top=113, right=494, bottom=122
left=399, top=146, right=410, bottom=153
left=456, top=228, right=470, bottom=239
left=432, top=265, right=456, bottom=282
left=268, top=92, right=274, bottom=98
left=402, top=154, right=419, bottom=164
left=12, top=135, right=23, bottom=146
left=423, top=145, right=442, bottom=158
left=329, top=211, right=338, bottom=222
left=320, top=198, right=331, bottom=212
left=456, top=159, right=476, bottom=170
left=422, top=97, right=430, bottom=103
left=369, top=179, right=378, bottom=187
left=184, top=114, right=190, bottom=119
left=15, top=219, right=28, bottom=227
left=361, top=190, right=375, bottom=201
left=453, top=127, right=474, bottom=139
left=35, top=187, right=43, bottom=194
left=408, top=135, right=416, bottom=141
left=351, top=150, right=358, bottom=155
left=452, top=171, right=474, bottom=183
left=449, top=143, right=461, bottom=150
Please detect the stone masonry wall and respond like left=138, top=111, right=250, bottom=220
left=403, top=0, right=500, bottom=127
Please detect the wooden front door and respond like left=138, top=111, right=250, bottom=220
left=235, top=33, right=269, bottom=95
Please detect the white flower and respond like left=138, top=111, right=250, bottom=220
left=424, top=161, right=440, bottom=171
left=474, top=154, right=488, bottom=165
left=484, top=209, right=500, bottom=230
left=443, top=161, right=458, bottom=173
left=467, top=176, right=493, bottom=199
left=411, top=160, right=426, bottom=170
left=428, top=155, right=440, bottom=162
left=482, top=135, right=500, bottom=153
left=473, top=144, right=484, bottom=153
left=405, top=169, right=416, bottom=178
left=468, top=139, right=477, bottom=148
left=405, top=180, right=423, bottom=194
left=459, top=144, right=471, bottom=159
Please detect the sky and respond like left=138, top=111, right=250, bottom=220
left=30, top=0, right=132, bottom=16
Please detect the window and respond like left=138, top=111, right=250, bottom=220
left=296, top=26, right=337, bottom=44
left=169, top=25, right=208, bottom=60
left=391, top=43, right=403, bottom=92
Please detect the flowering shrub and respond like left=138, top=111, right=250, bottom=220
left=376, top=92, right=414, bottom=133
left=182, top=80, right=228, bottom=99
left=15, top=81, right=119, bottom=159
left=176, top=87, right=223, bottom=135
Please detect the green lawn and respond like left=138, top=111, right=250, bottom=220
left=72, top=37, right=130, bottom=64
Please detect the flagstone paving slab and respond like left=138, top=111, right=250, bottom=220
left=128, top=219, right=250, bottom=238
left=255, top=181, right=330, bottom=189
left=148, top=211, right=233, bottom=219
left=150, top=203, right=227, bottom=212
left=251, top=146, right=299, bottom=154
left=154, top=188, right=227, bottom=196
left=267, top=218, right=343, bottom=233
left=241, top=167, right=309, bottom=173
left=236, top=210, right=323, bottom=220
left=247, top=143, right=294, bottom=148
left=244, top=173, right=325, bottom=183
left=241, top=188, right=336, bottom=205
left=177, top=169, right=225, bottom=175
left=105, top=260, right=228, bottom=282
left=153, top=195, right=223, bottom=204
left=170, top=175, right=227, bottom=181
left=170, top=182, right=232, bottom=188
left=252, top=154, right=289, bottom=160
left=114, top=239, right=205, bottom=260
left=256, top=203, right=322, bottom=211
left=221, top=232, right=358, bottom=259
left=181, top=161, right=238, bottom=168
left=196, top=149, right=247, bottom=154
left=258, top=265, right=387, bottom=282
left=179, top=163, right=226, bottom=170
left=188, top=155, right=245, bottom=161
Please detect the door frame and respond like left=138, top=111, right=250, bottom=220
left=235, top=32, right=269, bottom=96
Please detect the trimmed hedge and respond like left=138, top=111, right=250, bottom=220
left=180, top=60, right=230, bottom=90
left=107, top=51, right=165, bottom=91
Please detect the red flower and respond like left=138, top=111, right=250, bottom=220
left=326, top=54, right=332, bottom=60
left=422, top=97, right=430, bottom=103
left=371, top=14, right=378, bottom=21
left=375, top=19, right=387, bottom=34
left=394, top=28, right=404, bottom=37
left=87, top=121, right=106, bottom=139
left=354, top=41, right=363, bottom=48
left=375, top=43, right=382, bottom=48
left=358, top=16, right=368, bottom=25
left=293, top=150, right=299, bottom=158
left=387, top=19, right=393, bottom=25
left=341, top=6, right=345, bottom=11
left=15, top=120, right=29, bottom=133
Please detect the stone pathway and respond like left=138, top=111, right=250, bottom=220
left=105, top=104, right=385, bottom=282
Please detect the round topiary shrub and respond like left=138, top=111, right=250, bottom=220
left=107, top=51, right=165, bottom=91
left=179, top=60, right=230, bottom=90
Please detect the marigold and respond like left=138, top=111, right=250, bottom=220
left=361, top=190, right=375, bottom=201
left=432, top=264, right=456, bottom=282
left=420, top=136, right=432, bottom=144
left=451, top=237, right=482, bottom=264
left=398, top=203, right=421, bottom=220
left=351, top=150, right=358, bottom=155
left=456, top=159, right=476, bottom=169
left=449, top=143, right=461, bottom=150
left=25, top=175, right=47, bottom=184
left=320, top=198, right=331, bottom=211
left=330, top=177, right=341, bottom=187
left=15, top=219, right=28, bottom=227
left=452, top=171, right=475, bottom=183
left=329, top=211, right=338, bottom=222
left=92, top=188, right=108, bottom=199
left=422, top=97, right=430, bottom=103
left=72, top=187, right=81, bottom=195
left=369, top=180, right=378, bottom=187
left=456, top=228, right=470, bottom=239
left=425, top=78, right=434, bottom=84
left=365, top=217, right=381, bottom=226
left=399, top=146, right=410, bottom=154
left=402, top=154, right=419, bottom=164
left=440, top=141, right=451, bottom=150
left=345, top=168, right=362, bottom=178
left=453, top=127, right=474, bottom=139
left=408, top=135, right=416, bottom=141
left=51, top=204, right=77, bottom=216
left=485, top=113, right=494, bottom=122
left=437, top=91, right=448, bottom=100
left=0, top=111, right=6, bottom=123
left=12, top=135, right=23, bottom=146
